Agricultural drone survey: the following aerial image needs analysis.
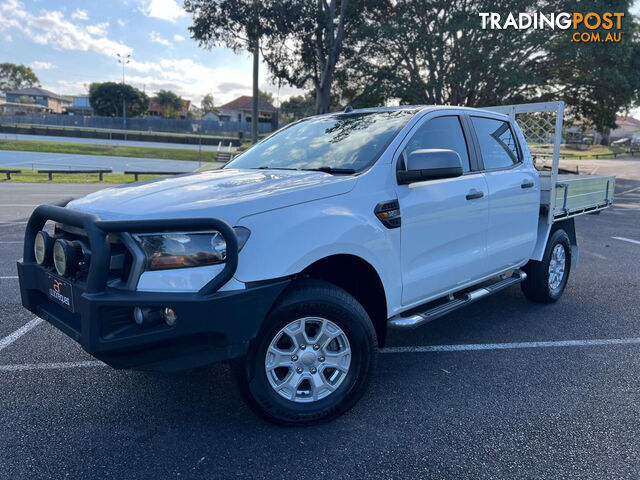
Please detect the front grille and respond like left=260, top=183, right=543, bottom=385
left=54, top=223, right=135, bottom=287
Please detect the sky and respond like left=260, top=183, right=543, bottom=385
left=0, top=0, right=639, bottom=113
left=0, top=0, right=302, bottom=107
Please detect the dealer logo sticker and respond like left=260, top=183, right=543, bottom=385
left=47, top=275, right=74, bottom=311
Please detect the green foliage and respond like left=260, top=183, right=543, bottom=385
left=340, top=0, right=639, bottom=133
left=0, top=63, right=40, bottom=90
left=155, top=89, right=184, bottom=118
left=258, top=89, right=275, bottom=105
left=89, top=82, right=149, bottom=117
left=201, top=93, right=216, bottom=113
left=185, top=0, right=355, bottom=114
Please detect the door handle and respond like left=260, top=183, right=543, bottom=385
left=466, top=190, right=484, bottom=200
left=521, top=181, right=535, bottom=189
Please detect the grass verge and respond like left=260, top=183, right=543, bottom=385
left=1, top=169, right=197, bottom=183
left=0, top=139, right=218, bottom=162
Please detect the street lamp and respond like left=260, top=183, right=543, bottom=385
left=117, top=53, right=131, bottom=130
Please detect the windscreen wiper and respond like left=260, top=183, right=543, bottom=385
left=303, top=167, right=357, bottom=174
left=253, top=166, right=299, bottom=170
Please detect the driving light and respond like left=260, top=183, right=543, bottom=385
left=53, top=239, right=82, bottom=277
left=134, top=228, right=250, bottom=271
left=34, top=231, right=52, bottom=265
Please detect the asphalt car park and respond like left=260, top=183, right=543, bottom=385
left=1, top=159, right=639, bottom=479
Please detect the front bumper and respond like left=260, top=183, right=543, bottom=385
left=17, top=204, right=289, bottom=371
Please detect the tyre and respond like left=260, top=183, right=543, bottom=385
left=521, top=229, right=571, bottom=303
left=233, top=279, right=377, bottom=426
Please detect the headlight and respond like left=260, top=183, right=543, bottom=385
left=134, top=227, right=250, bottom=271
left=53, top=239, right=83, bottom=276
left=34, top=231, right=52, bottom=265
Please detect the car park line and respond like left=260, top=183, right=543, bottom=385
left=0, top=276, right=19, bottom=279
left=611, top=236, right=640, bottom=245
left=0, top=317, right=42, bottom=353
left=381, top=337, right=640, bottom=353
left=2, top=337, right=640, bottom=373
left=0, top=361, right=105, bottom=372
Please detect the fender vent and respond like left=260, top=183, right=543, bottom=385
left=374, top=200, right=401, bottom=229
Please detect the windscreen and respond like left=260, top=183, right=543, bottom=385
left=224, top=110, right=415, bottom=173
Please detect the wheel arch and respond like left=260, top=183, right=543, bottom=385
left=531, top=217, right=577, bottom=268
left=296, top=254, right=389, bottom=347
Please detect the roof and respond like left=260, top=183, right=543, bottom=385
left=6, top=87, right=69, bottom=102
left=219, top=95, right=276, bottom=112
left=616, top=116, right=640, bottom=128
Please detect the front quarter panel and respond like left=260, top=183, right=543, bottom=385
left=235, top=166, right=402, bottom=314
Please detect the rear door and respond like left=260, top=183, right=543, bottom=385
left=469, top=115, right=539, bottom=273
left=395, top=113, right=489, bottom=306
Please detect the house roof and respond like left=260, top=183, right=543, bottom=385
left=617, top=116, right=640, bottom=128
left=219, top=95, right=276, bottom=112
left=6, top=87, right=69, bottom=102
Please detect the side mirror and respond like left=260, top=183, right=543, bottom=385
left=397, top=149, right=463, bottom=185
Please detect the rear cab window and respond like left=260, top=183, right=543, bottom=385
left=471, top=116, right=521, bottom=169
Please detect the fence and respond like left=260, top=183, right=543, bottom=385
left=0, top=114, right=275, bottom=136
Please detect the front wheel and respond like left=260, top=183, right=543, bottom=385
left=521, top=229, right=572, bottom=303
left=233, top=280, right=377, bottom=426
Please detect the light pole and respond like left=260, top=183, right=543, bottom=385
left=117, top=53, right=130, bottom=131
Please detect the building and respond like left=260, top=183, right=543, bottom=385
left=5, top=87, right=71, bottom=114
left=202, top=111, right=220, bottom=122
left=218, top=95, right=276, bottom=124
left=610, top=115, right=640, bottom=141
left=66, top=95, right=93, bottom=116
left=148, top=97, right=191, bottom=119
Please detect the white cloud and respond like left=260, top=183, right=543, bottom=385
left=173, top=34, right=185, bottom=41
left=30, top=61, right=54, bottom=70
left=86, top=22, right=109, bottom=36
left=71, top=9, right=88, bottom=21
left=0, top=0, right=130, bottom=57
left=117, top=18, right=126, bottom=27
left=141, top=0, right=186, bottom=23
left=150, top=31, right=171, bottom=46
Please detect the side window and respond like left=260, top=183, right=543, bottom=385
left=471, top=117, right=521, bottom=169
left=402, top=116, right=471, bottom=172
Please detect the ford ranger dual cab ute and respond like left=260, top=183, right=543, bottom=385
left=17, top=103, right=615, bottom=425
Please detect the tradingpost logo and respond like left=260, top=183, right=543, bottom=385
left=479, top=12, right=625, bottom=43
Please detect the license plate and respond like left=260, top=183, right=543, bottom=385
left=46, top=274, right=74, bottom=312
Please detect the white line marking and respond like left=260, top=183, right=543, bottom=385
left=612, top=236, right=640, bottom=246
left=0, top=276, right=18, bottom=279
left=0, top=241, right=23, bottom=244
left=381, top=338, right=640, bottom=353
left=0, top=361, right=106, bottom=372
left=0, top=204, right=38, bottom=207
left=0, top=318, right=43, bottom=352
left=618, top=185, right=640, bottom=196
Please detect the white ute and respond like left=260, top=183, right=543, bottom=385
left=18, top=102, right=615, bottom=425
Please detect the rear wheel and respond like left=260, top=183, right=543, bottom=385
left=521, top=229, right=571, bottom=303
left=233, top=280, right=377, bottom=426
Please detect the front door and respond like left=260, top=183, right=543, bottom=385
left=396, top=115, right=489, bottom=306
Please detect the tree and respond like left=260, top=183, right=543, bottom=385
left=185, top=0, right=263, bottom=142
left=538, top=0, right=640, bottom=141
left=339, top=0, right=640, bottom=134
left=258, top=89, right=275, bottom=105
left=89, top=82, right=149, bottom=117
left=201, top=93, right=216, bottom=113
left=0, top=63, right=40, bottom=91
left=260, top=0, right=358, bottom=114
left=155, top=90, right=184, bottom=118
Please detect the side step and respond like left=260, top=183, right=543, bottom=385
left=388, top=270, right=527, bottom=329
